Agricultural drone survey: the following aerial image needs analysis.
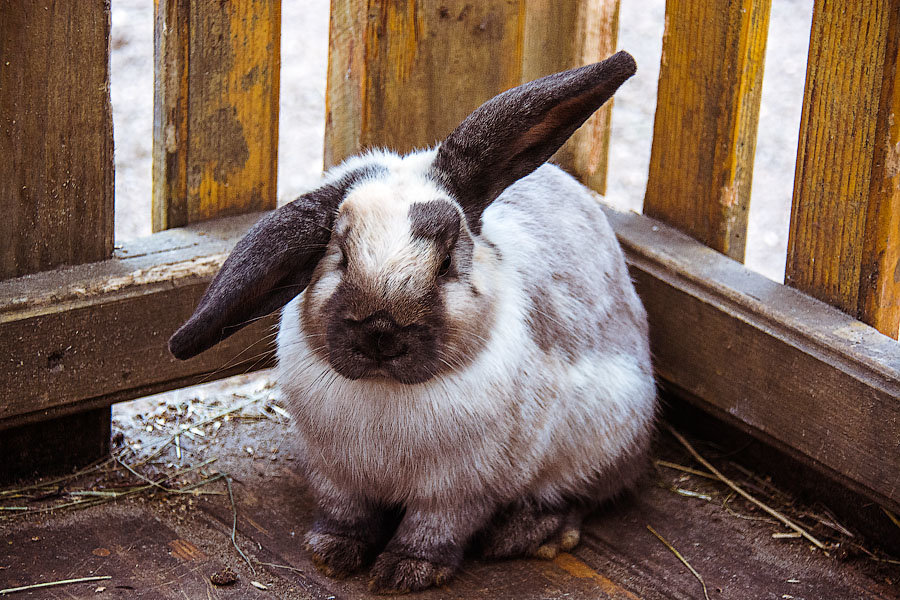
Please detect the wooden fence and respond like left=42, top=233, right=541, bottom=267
left=1, top=0, right=898, bottom=515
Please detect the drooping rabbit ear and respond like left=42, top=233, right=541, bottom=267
left=431, top=51, right=636, bottom=234
left=168, top=174, right=362, bottom=360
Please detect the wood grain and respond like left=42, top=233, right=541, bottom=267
left=152, top=0, right=281, bottom=231
left=326, top=0, right=524, bottom=167
left=2, top=204, right=897, bottom=510
left=603, top=205, right=900, bottom=513
left=0, top=0, right=115, bottom=279
left=787, top=0, right=900, bottom=339
left=643, top=0, right=771, bottom=262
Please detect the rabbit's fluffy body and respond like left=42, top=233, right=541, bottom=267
left=278, top=150, right=655, bottom=513
left=169, top=53, right=653, bottom=592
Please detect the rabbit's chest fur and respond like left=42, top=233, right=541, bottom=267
left=277, top=163, right=655, bottom=508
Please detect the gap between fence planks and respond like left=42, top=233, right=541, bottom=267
left=787, top=0, right=900, bottom=339
left=643, top=0, right=771, bottom=263
left=0, top=0, right=115, bottom=279
left=152, top=0, right=281, bottom=231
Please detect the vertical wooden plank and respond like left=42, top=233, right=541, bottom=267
left=643, top=0, right=771, bottom=262
left=152, top=0, right=281, bottom=231
left=0, top=0, right=115, bottom=279
left=152, top=0, right=190, bottom=231
left=325, top=0, right=525, bottom=168
left=522, top=1, right=620, bottom=195
left=786, top=0, right=900, bottom=339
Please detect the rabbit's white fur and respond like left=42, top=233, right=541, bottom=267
left=277, top=149, right=655, bottom=511
left=167, top=54, right=647, bottom=592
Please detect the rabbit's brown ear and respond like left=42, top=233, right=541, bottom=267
left=168, top=172, right=368, bottom=360
left=431, top=51, right=636, bottom=234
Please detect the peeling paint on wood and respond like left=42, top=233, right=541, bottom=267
left=153, top=0, right=281, bottom=231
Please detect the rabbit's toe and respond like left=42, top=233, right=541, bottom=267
left=479, top=501, right=585, bottom=559
left=368, top=550, right=455, bottom=594
left=304, top=530, right=370, bottom=578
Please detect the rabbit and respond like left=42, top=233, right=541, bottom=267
left=169, top=50, right=656, bottom=594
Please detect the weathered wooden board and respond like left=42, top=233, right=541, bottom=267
left=0, top=0, right=115, bottom=279
left=786, top=0, right=900, bottom=339
left=0, top=508, right=291, bottom=598
left=0, top=213, right=276, bottom=431
left=153, top=0, right=281, bottom=231
left=324, top=0, right=621, bottom=192
left=603, top=205, right=900, bottom=513
left=643, top=0, right=771, bottom=262
left=2, top=201, right=897, bottom=514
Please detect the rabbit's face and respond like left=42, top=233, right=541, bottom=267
left=298, top=169, right=496, bottom=384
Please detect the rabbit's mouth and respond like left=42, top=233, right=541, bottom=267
left=330, top=350, right=438, bottom=385
left=324, top=314, right=443, bottom=385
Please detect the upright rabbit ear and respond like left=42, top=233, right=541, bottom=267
left=431, top=51, right=636, bottom=234
left=168, top=174, right=362, bottom=360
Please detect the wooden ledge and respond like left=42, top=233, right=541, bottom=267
left=602, top=206, right=900, bottom=513
left=0, top=212, right=277, bottom=430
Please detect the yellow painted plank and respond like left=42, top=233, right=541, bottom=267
left=153, top=0, right=281, bottom=231
left=643, top=0, right=771, bottom=262
left=787, top=0, right=900, bottom=339
left=326, top=0, right=525, bottom=167
left=552, top=553, right=642, bottom=600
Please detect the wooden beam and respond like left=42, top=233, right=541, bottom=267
left=0, top=0, right=115, bottom=279
left=0, top=212, right=277, bottom=430
left=602, top=205, right=900, bottom=513
left=786, top=0, right=900, bottom=339
left=643, top=0, right=771, bottom=262
left=325, top=0, right=621, bottom=189
left=152, top=0, right=281, bottom=231
left=2, top=205, right=897, bottom=510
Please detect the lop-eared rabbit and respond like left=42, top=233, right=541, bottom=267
left=170, top=51, right=656, bottom=594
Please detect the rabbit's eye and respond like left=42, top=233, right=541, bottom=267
left=437, top=254, right=452, bottom=278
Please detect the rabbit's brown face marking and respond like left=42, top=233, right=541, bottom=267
left=300, top=178, right=496, bottom=384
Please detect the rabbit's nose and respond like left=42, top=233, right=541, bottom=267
left=353, top=312, right=408, bottom=361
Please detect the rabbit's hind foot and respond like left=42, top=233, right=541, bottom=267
left=478, top=500, right=587, bottom=560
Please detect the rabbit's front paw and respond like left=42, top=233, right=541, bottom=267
left=304, top=530, right=371, bottom=578
left=368, top=550, right=455, bottom=594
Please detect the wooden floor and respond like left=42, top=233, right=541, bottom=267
left=2, top=376, right=898, bottom=599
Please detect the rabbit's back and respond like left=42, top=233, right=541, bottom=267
left=475, top=163, right=655, bottom=502
left=482, top=163, right=651, bottom=366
